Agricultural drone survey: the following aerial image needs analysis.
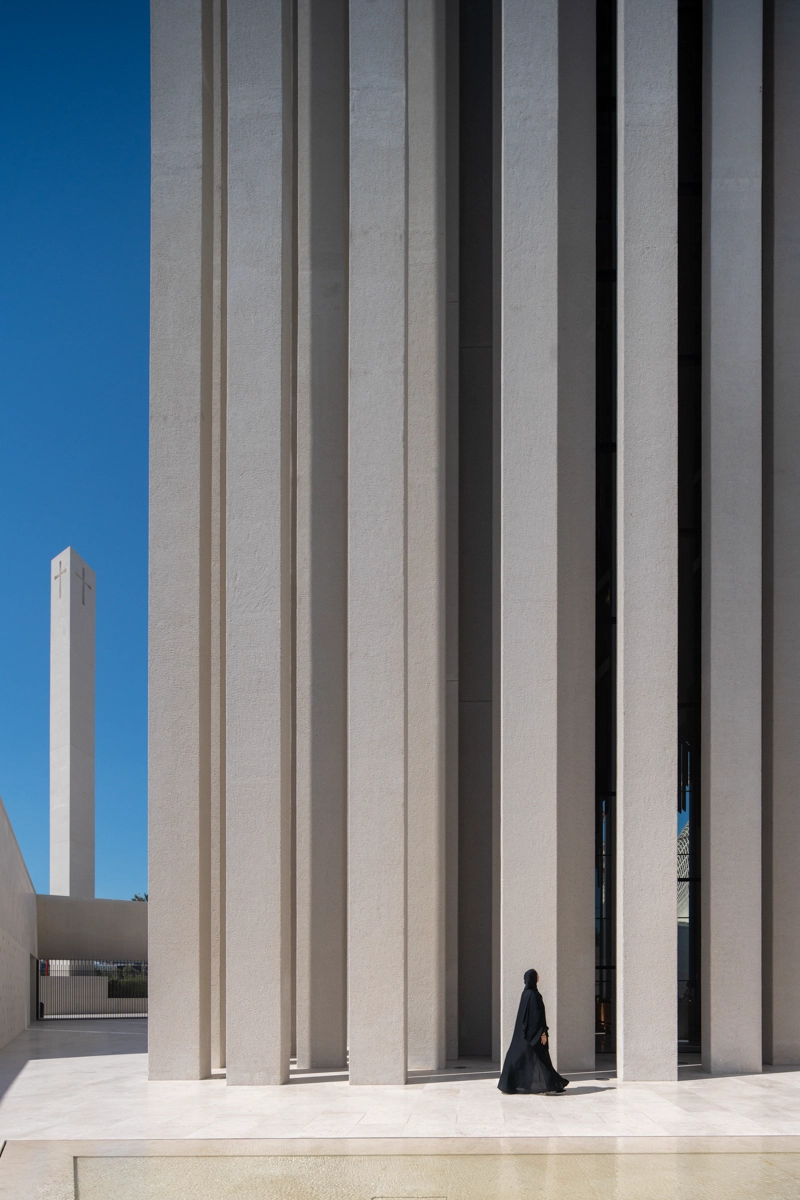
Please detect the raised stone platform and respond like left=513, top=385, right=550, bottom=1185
left=4, top=1139, right=800, bottom=1200
left=4, top=1022, right=800, bottom=1198
left=2, top=1021, right=800, bottom=1142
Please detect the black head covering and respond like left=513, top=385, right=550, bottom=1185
left=523, top=969, right=538, bottom=990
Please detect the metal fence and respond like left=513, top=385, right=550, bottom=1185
left=37, top=959, right=148, bottom=1019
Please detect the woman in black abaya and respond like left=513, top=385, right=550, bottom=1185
left=498, top=970, right=569, bottom=1094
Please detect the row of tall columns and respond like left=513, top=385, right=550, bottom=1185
left=149, top=0, right=447, bottom=1088
left=764, top=0, right=800, bottom=1066
left=152, top=0, right=299, bottom=1087
left=701, top=0, right=763, bottom=1076
left=296, top=0, right=447, bottom=1083
left=150, top=0, right=800, bottom=1086
left=497, top=0, right=596, bottom=1073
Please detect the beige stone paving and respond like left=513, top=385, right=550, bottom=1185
left=2, top=1020, right=800, bottom=1143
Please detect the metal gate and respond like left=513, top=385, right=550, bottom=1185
left=37, top=959, right=148, bottom=1019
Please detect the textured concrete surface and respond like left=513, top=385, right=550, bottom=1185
left=295, top=0, right=349, bottom=1074
left=225, top=0, right=295, bottom=1087
left=145, top=0, right=795, bottom=1091
left=49, top=546, right=95, bottom=900
left=497, top=0, right=596, bottom=1076
left=444, top=0, right=459, bottom=1069
left=347, top=0, right=409, bottom=1086
left=764, top=0, right=800, bottom=1068
left=407, top=0, right=447, bottom=1074
left=701, top=0, right=763, bottom=1078
left=553, top=0, right=597, bottom=1078
left=36, top=896, right=146, bottom=963
left=498, top=0, right=561, bottom=1068
left=615, top=0, right=678, bottom=1082
left=67, top=1148, right=800, bottom=1200
left=208, top=0, right=228, bottom=1078
left=0, top=800, right=36, bottom=1052
left=148, top=0, right=212, bottom=1083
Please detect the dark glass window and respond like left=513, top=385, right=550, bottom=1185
left=677, top=0, right=703, bottom=1057
left=595, top=0, right=617, bottom=1057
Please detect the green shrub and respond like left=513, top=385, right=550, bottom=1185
left=108, top=978, right=148, bottom=999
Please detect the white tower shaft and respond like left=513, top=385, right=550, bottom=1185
left=50, top=546, right=96, bottom=898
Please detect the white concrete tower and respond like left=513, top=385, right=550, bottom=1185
left=50, top=546, right=96, bottom=899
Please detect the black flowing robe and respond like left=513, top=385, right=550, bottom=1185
left=497, top=978, right=569, bottom=1094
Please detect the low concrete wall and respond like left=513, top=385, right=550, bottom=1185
left=37, top=895, right=148, bottom=962
left=0, top=797, right=37, bottom=1050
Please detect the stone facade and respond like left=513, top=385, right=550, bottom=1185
left=149, top=0, right=799, bottom=1083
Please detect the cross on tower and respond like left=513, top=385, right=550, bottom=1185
left=74, top=566, right=93, bottom=606
left=54, top=561, right=67, bottom=599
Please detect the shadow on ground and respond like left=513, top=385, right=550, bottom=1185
left=0, top=1017, right=146, bottom=1103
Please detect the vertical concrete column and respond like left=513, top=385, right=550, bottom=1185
left=407, top=0, right=446, bottom=1073
left=457, top=0, right=493, bottom=1063
left=701, top=0, right=762, bottom=1076
left=295, top=0, right=348, bottom=1071
left=764, top=0, right=800, bottom=1066
left=149, top=0, right=212, bottom=1081
left=226, top=0, right=295, bottom=1086
left=50, top=546, right=96, bottom=900
left=444, top=0, right=460, bottom=1065
left=491, top=0, right=502, bottom=1068
left=209, top=0, right=228, bottom=1075
left=554, top=0, right=596, bottom=1073
left=616, top=0, right=678, bottom=1082
left=348, top=0, right=408, bottom=1086
left=498, top=0, right=558, bottom=1064
left=498, top=0, right=596, bottom=1073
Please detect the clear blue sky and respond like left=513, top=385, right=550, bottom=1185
left=0, top=2, right=150, bottom=898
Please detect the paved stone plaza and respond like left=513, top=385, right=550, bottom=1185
left=4, top=1024, right=800, bottom=1197
left=3, top=1021, right=800, bottom=1143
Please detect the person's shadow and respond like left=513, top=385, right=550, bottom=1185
left=558, top=1084, right=613, bottom=1095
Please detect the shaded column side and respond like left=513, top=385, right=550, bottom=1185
left=763, top=0, right=800, bottom=1067
left=210, top=0, right=228, bottom=1074
left=295, top=0, right=349, bottom=1073
left=701, top=0, right=763, bottom=1076
left=407, top=0, right=447, bottom=1073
